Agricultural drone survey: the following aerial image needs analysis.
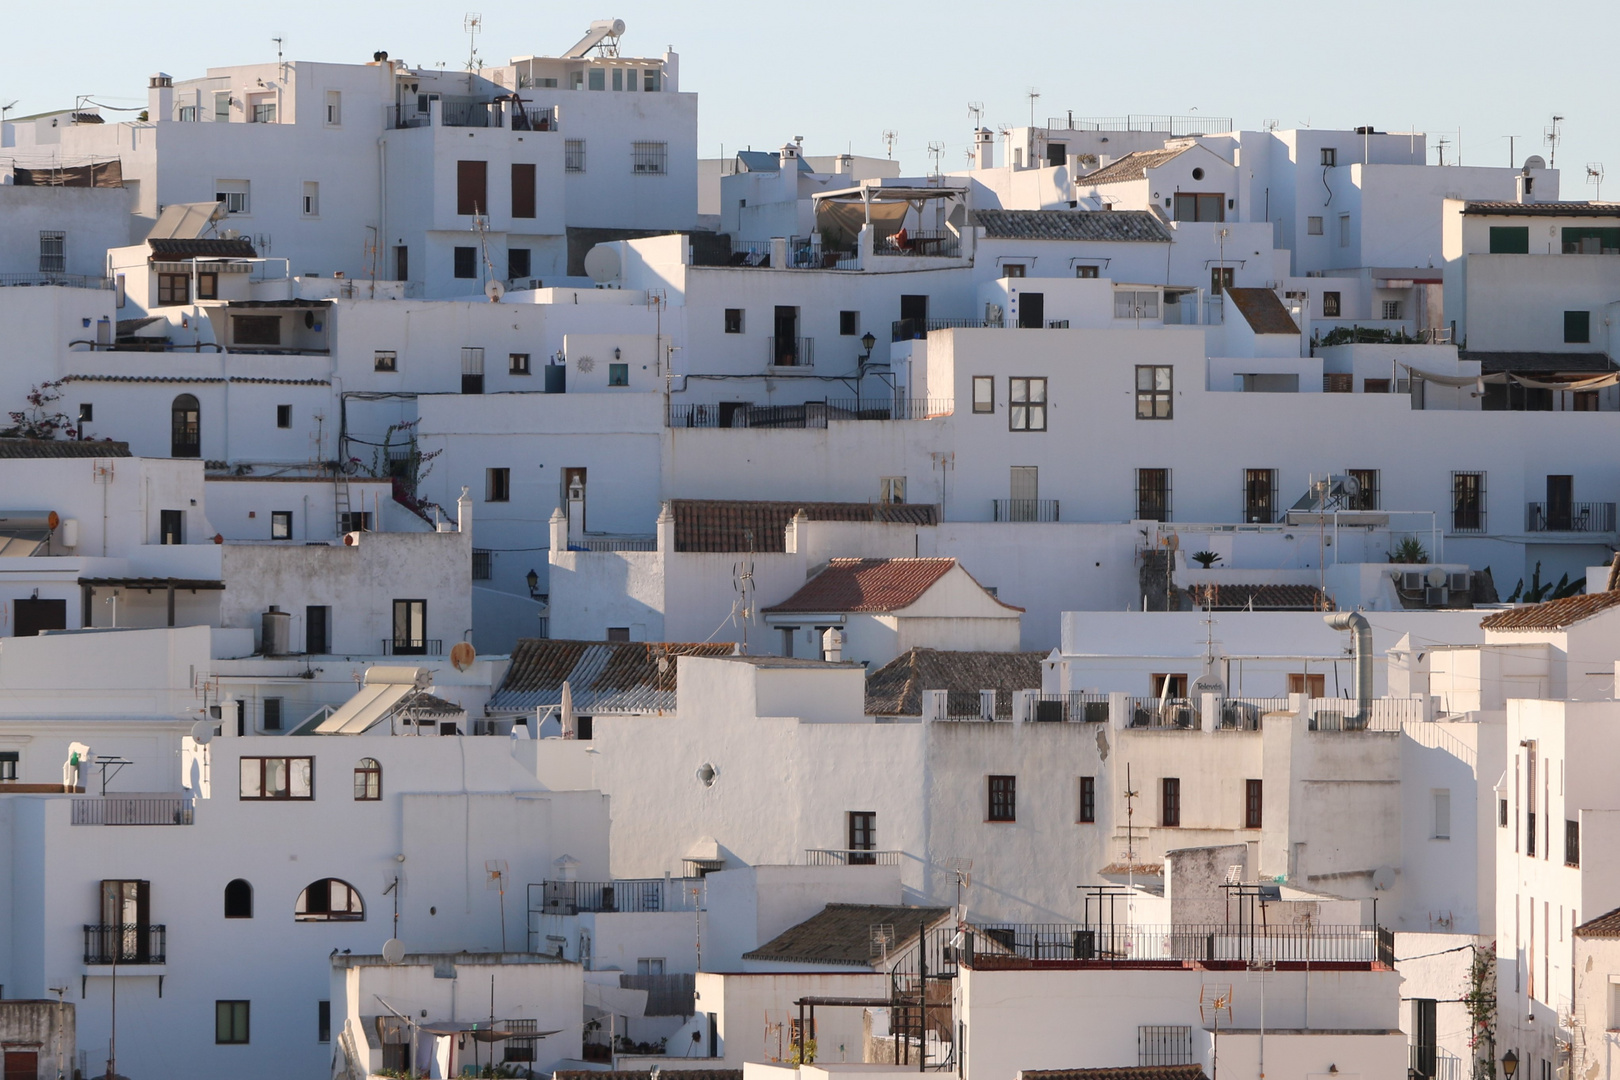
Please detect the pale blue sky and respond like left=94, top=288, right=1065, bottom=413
left=7, top=0, right=1620, bottom=189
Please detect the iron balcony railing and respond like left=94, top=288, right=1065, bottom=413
left=1047, top=114, right=1234, bottom=136
left=1526, top=501, right=1616, bottom=533
left=1307, top=696, right=1424, bottom=731
left=891, top=317, right=1002, bottom=342
left=666, top=399, right=951, bottom=429
left=566, top=537, right=658, bottom=552
left=993, top=499, right=1060, bottom=523
left=874, top=230, right=961, bottom=258
left=528, top=878, right=701, bottom=919
left=72, top=796, right=193, bottom=825
left=381, top=638, right=443, bottom=657
left=0, top=272, right=114, bottom=290
left=1125, top=697, right=1198, bottom=729
left=971, top=922, right=1378, bottom=964
left=1219, top=698, right=1290, bottom=731
left=84, top=923, right=166, bottom=964
left=767, top=336, right=814, bottom=367
left=804, top=848, right=904, bottom=867
left=1030, top=693, right=1111, bottom=723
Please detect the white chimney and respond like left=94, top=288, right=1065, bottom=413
left=821, top=627, right=844, bottom=663
left=566, top=476, right=585, bottom=545
left=834, top=153, right=853, bottom=175
left=148, top=73, right=174, bottom=122
left=975, top=128, right=995, bottom=170
left=779, top=141, right=801, bottom=173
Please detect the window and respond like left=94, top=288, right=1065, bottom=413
left=306, top=606, right=330, bottom=654
left=325, top=90, right=341, bottom=126
left=1287, top=673, right=1326, bottom=697
left=1323, top=373, right=1352, bottom=393
left=988, top=775, right=1016, bottom=822
left=38, top=230, right=65, bottom=274
left=263, top=697, right=283, bottom=732
left=462, top=344, right=483, bottom=390
left=1245, top=779, right=1263, bottom=829
left=215, top=181, right=249, bottom=214
left=1499, top=797, right=1508, bottom=828
left=392, top=599, right=427, bottom=654
left=394, top=245, right=409, bottom=282
left=1209, top=268, right=1234, bottom=296
left=216, top=1000, right=250, bottom=1044
left=1003, top=263, right=1026, bottom=278
left=195, top=272, right=218, bottom=300
left=632, top=141, right=668, bottom=175
left=354, top=758, right=381, bottom=801
left=1565, top=310, right=1592, bottom=344
left=1489, top=226, right=1530, bottom=254
left=486, top=468, right=511, bottom=502
left=511, top=162, right=536, bottom=218
left=0, top=750, right=17, bottom=781
left=972, top=376, right=995, bottom=413
left=1320, top=147, right=1337, bottom=167
left=1382, top=300, right=1403, bottom=320
left=271, top=511, right=293, bottom=540
left=232, top=315, right=281, bottom=346
left=1338, top=214, right=1351, bottom=247
left=374, top=350, right=398, bottom=372
left=724, top=308, right=744, bottom=334
left=276, top=404, right=292, bottom=428
left=295, top=878, right=364, bottom=921
left=1136, top=468, right=1171, bottom=522
left=509, top=352, right=531, bottom=375
left=1307, top=216, right=1324, bottom=236
left=240, top=757, right=314, bottom=800
left=1364, top=377, right=1390, bottom=394
left=880, top=477, right=906, bottom=505
left=252, top=101, right=277, bottom=124
left=1009, top=377, right=1047, bottom=432
left=1244, top=469, right=1276, bottom=524
left=319, top=1000, right=331, bottom=1043
left=508, top=248, right=531, bottom=281
left=1172, top=193, right=1224, bottom=222
left=302, top=181, right=319, bottom=217
left=456, top=160, right=488, bottom=216
left=224, top=879, right=253, bottom=919
left=587, top=68, right=605, bottom=90
left=608, top=363, right=629, bottom=386
left=644, top=69, right=660, bottom=91
left=848, top=811, right=877, bottom=863
left=1566, top=819, right=1580, bottom=867
left=635, top=958, right=668, bottom=979
left=1075, top=265, right=1099, bottom=278
left=1322, top=291, right=1341, bottom=317
left=1411, top=999, right=1437, bottom=1080
left=160, top=508, right=185, bottom=545
left=453, top=246, right=477, bottom=279
left=213, top=92, right=231, bottom=122
left=472, top=548, right=492, bottom=580
left=1079, top=776, right=1096, bottom=823
left=158, top=273, right=189, bottom=305
left=179, top=104, right=197, bottom=122
left=839, top=311, right=860, bottom=336
left=1452, top=471, right=1485, bottom=532
left=1138, top=1025, right=1193, bottom=1067
left=1433, top=789, right=1451, bottom=839
left=1161, top=778, right=1181, bottom=827
left=1116, top=289, right=1161, bottom=317
left=565, top=140, right=586, bottom=173
left=1136, top=365, right=1173, bottom=419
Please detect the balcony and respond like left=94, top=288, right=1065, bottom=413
left=719, top=239, right=856, bottom=270
left=1526, top=501, right=1616, bottom=533
left=891, top=317, right=1000, bottom=342
left=1125, top=697, right=1198, bottom=729
left=1028, top=693, right=1110, bottom=723
left=391, top=101, right=559, bottom=131
left=381, top=638, right=443, bottom=657
left=804, top=848, right=903, bottom=867
left=528, top=878, right=701, bottom=919
left=873, top=230, right=961, bottom=259
left=970, top=921, right=1378, bottom=964
left=0, top=272, right=114, bottom=291
left=993, top=499, right=1060, bottom=523
left=72, top=796, right=193, bottom=826
left=1218, top=698, right=1289, bottom=731
left=767, top=336, right=814, bottom=368
left=666, top=399, right=950, bottom=429
left=84, top=924, right=166, bottom=965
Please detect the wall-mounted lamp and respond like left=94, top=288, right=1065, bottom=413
left=1501, top=1049, right=1518, bottom=1077
left=526, top=569, right=540, bottom=598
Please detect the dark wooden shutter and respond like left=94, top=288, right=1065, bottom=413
left=512, top=163, right=536, bottom=219
left=457, top=160, right=487, bottom=216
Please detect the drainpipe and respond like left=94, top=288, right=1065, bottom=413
left=1323, top=611, right=1371, bottom=724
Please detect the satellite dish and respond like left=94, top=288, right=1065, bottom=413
left=484, top=279, right=506, bottom=302
left=450, top=641, right=476, bottom=671
left=1524, top=154, right=1547, bottom=172
left=1425, top=567, right=1448, bottom=589
left=191, top=719, right=214, bottom=745
left=1338, top=474, right=1360, bottom=497
left=1191, top=673, right=1226, bottom=697
left=381, top=938, right=406, bottom=965
left=583, top=245, right=621, bottom=285
left=1372, top=866, right=1396, bottom=891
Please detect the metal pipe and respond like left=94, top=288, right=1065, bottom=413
left=1323, top=611, right=1372, bottom=723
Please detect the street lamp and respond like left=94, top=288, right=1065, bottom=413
left=857, top=331, right=877, bottom=407
left=1501, top=1049, right=1518, bottom=1077
left=525, top=569, right=539, bottom=599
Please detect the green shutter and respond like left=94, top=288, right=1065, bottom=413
left=1488, top=226, right=1530, bottom=254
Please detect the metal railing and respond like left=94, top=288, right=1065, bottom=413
left=804, top=848, right=904, bottom=867
left=515, top=106, right=559, bottom=131
left=767, top=336, right=814, bottom=367
left=666, top=399, right=951, bottom=429
left=0, top=272, right=113, bottom=290
left=380, top=638, right=443, bottom=656
left=1125, top=697, right=1199, bottom=729
left=993, top=499, right=1060, bottom=523
left=1030, top=693, right=1110, bottom=723
left=567, top=537, right=658, bottom=552
left=1526, top=501, right=1616, bottom=533
left=441, top=100, right=501, bottom=128
left=874, top=230, right=961, bottom=258
left=72, top=797, right=193, bottom=825
left=891, top=317, right=1001, bottom=342
left=1219, top=698, right=1289, bottom=730
left=528, top=878, right=701, bottom=919
left=1047, top=114, right=1234, bottom=136
left=972, top=922, right=1377, bottom=964
left=84, top=924, right=167, bottom=964
left=1307, top=696, right=1423, bottom=731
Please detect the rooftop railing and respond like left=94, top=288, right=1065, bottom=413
left=380, top=638, right=443, bottom=657
left=1307, top=696, right=1423, bottom=731
left=666, top=399, right=951, bottom=429
left=567, top=537, right=658, bottom=552
left=1125, top=697, right=1199, bottom=729
left=0, top=272, right=113, bottom=290
left=1029, top=693, right=1110, bottom=724
left=1526, top=501, right=1616, bottom=533
left=993, top=499, right=1060, bottom=523
left=873, top=230, right=961, bottom=259
left=1219, top=698, right=1289, bottom=731
left=804, top=848, right=904, bottom=867
left=1047, top=114, right=1234, bottom=136
left=528, top=878, right=701, bottom=919
left=891, top=317, right=1002, bottom=342
left=972, top=921, right=1377, bottom=964
left=72, top=796, right=193, bottom=825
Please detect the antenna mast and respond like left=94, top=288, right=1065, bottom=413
left=882, top=130, right=899, bottom=160
left=1546, top=114, right=1564, bottom=169
left=463, top=12, right=483, bottom=78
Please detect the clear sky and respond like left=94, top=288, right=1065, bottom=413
left=6, top=0, right=1619, bottom=189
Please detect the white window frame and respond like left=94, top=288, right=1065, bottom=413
left=1307, top=216, right=1323, bottom=236
left=302, top=181, right=319, bottom=218
left=325, top=90, right=341, bottom=127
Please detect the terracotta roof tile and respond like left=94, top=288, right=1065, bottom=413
left=487, top=639, right=734, bottom=713
left=1078, top=147, right=1189, bottom=186
left=671, top=499, right=937, bottom=553
left=148, top=237, right=258, bottom=259
left=0, top=438, right=130, bottom=458
left=1187, top=584, right=1333, bottom=611
left=1479, top=591, right=1620, bottom=631
left=1576, top=906, right=1620, bottom=938
left=1022, top=1067, right=1209, bottom=1080
left=973, top=209, right=1170, bottom=243
left=865, top=648, right=1044, bottom=716
left=1462, top=201, right=1620, bottom=218
left=1225, top=288, right=1300, bottom=335
left=742, top=904, right=952, bottom=967
left=764, top=558, right=1021, bottom=616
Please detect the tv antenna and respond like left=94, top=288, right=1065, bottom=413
left=485, top=859, right=509, bottom=950
left=967, top=101, right=984, bottom=129
left=731, top=542, right=755, bottom=652
left=1434, top=135, right=1450, bottom=167
left=271, top=37, right=285, bottom=79
left=1588, top=163, right=1605, bottom=201
left=463, top=13, right=484, bottom=73
left=1545, top=114, right=1564, bottom=169
left=868, top=923, right=895, bottom=960
left=882, top=129, right=899, bottom=160
left=1, top=101, right=18, bottom=124
left=1261, top=118, right=1279, bottom=132
left=1025, top=87, right=1041, bottom=129
left=1199, top=985, right=1234, bottom=1079
left=927, top=140, right=945, bottom=177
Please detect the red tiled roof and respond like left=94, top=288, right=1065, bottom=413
left=1226, top=287, right=1300, bottom=335
left=764, top=558, right=1022, bottom=615
left=1187, top=583, right=1333, bottom=611
left=1576, top=905, right=1620, bottom=938
left=1479, top=590, right=1620, bottom=631
left=671, top=499, right=937, bottom=553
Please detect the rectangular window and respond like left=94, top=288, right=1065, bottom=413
left=374, top=350, right=398, bottom=372
left=232, top=315, right=281, bottom=346
left=1500, top=798, right=1509, bottom=828
left=1116, top=289, right=1162, bottom=317
left=973, top=376, right=995, bottom=413
left=1452, top=471, right=1485, bottom=533
left=1172, top=193, right=1224, bottom=222
left=1323, top=373, right=1352, bottom=393
left=453, top=247, right=477, bottom=279
left=1136, top=468, right=1171, bottom=522
left=880, top=477, right=906, bottom=505
left=276, top=404, right=292, bottom=428
left=637, top=958, right=666, bottom=976
left=486, top=468, right=511, bottom=502
left=1307, top=216, right=1324, bottom=236
left=263, top=697, right=283, bottom=732
left=1567, top=819, right=1581, bottom=867
left=196, top=272, right=218, bottom=300
left=1321, top=147, right=1337, bottom=167
left=508, top=248, right=531, bottom=281
left=587, top=68, right=605, bottom=91
left=215, top=181, right=250, bottom=214
left=1075, top=265, right=1100, bottom=278
left=305, top=605, right=330, bottom=654
left=457, top=160, right=488, bottom=216
left=1338, top=214, right=1351, bottom=247
left=302, top=181, right=319, bottom=217
left=511, top=162, right=536, bottom=218
left=1433, top=789, right=1451, bottom=839
left=1244, top=469, right=1276, bottom=524
left=338, top=513, right=371, bottom=533
left=1161, top=778, right=1181, bottom=827
left=1136, top=365, right=1172, bottom=419
left=325, top=91, right=341, bottom=126
left=252, top=101, right=277, bottom=124
left=988, top=775, right=1016, bottom=822
left=214, top=92, right=231, bottom=122
left=0, top=750, right=18, bottom=781
left=1003, top=263, right=1026, bottom=278
left=1009, top=377, right=1047, bottom=432
left=632, top=141, right=668, bottom=175
left=724, top=308, right=744, bottom=334
left=158, top=273, right=189, bottom=305
left=606, top=627, right=631, bottom=642
left=1489, top=226, right=1530, bottom=254
left=1565, top=310, right=1592, bottom=343
left=1287, top=672, right=1326, bottom=697
left=839, top=311, right=859, bottom=336
left=1382, top=300, right=1403, bottom=320
left=160, top=509, right=184, bottom=546
left=216, top=1000, right=250, bottom=1044
left=1245, top=779, right=1263, bottom=829
left=178, top=104, right=197, bottom=122
left=38, top=230, right=65, bottom=274
left=1138, top=1025, right=1193, bottom=1067
left=1363, top=378, right=1389, bottom=394
left=318, top=1000, right=331, bottom=1043
left=848, top=811, right=877, bottom=863
left=612, top=68, right=623, bottom=92
left=472, top=548, right=492, bottom=580
left=394, top=245, right=409, bottom=282
left=509, top=352, right=531, bottom=375
left=392, top=599, right=428, bottom=655
left=565, top=140, right=586, bottom=173
left=271, top=511, right=293, bottom=540
left=1079, top=776, right=1096, bottom=823
left=1209, top=268, right=1234, bottom=296
left=1347, top=468, right=1379, bottom=510
left=644, top=69, right=660, bottom=91
left=608, top=363, right=629, bottom=387
left=1322, top=291, right=1341, bottom=317
left=239, top=757, right=314, bottom=800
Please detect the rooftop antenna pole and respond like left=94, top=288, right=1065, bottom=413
left=882, top=129, right=899, bottom=161
left=1588, top=163, right=1605, bottom=202
left=967, top=101, right=984, bottom=131
left=1026, top=87, right=1040, bottom=129
left=272, top=37, right=285, bottom=82
left=464, top=12, right=483, bottom=87
left=1546, top=114, right=1564, bottom=169
left=1503, top=135, right=1518, bottom=168
left=1123, top=763, right=1139, bottom=924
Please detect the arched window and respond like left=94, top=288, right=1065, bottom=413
left=171, top=394, right=200, bottom=458
left=295, top=879, right=364, bottom=922
left=353, top=758, right=381, bottom=801
left=224, top=878, right=253, bottom=919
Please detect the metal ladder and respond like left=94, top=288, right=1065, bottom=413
left=334, top=468, right=352, bottom=535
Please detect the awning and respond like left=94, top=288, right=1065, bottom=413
left=79, top=577, right=225, bottom=590
left=313, top=666, right=430, bottom=735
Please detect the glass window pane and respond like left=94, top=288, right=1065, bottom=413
left=240, top=758, right=260, bottom=798
left=1154, top=367, right=1172, bottom=391
left=265, top=758, right=288, bottom=797
left=292, top=758, right=312, bottom=799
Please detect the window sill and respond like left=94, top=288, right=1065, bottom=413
left=985, top=819, right=1016, bottom=825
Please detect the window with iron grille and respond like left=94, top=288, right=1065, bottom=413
left=1244, top=468, right=1276, bottom=524
left=38, top=231, right=65, bottom=273
left=1245, top=779, right=1263, bottom=829
left=988, top=775, right=1016, bottom=822
left=461, top=347, right=485, bottom=394
left=565, top=140, right=586, bottom=173
left=1078, top=776, right=1095, bottom=823
left=1138, top=1026, right=1192, bottom=1066
left=1348, top=468, right=1380, bottom=510
left=1136, top=365, right=1172, bottom=418
left=472, top=549, right=492, bottom=580
left=1136, top=468, right=1170, bottom=522
left=1452, top=471, right=1485, bottom=532
left=1161, top=777, right=1181, bottom=827
left=631, top=141, right=668, bottom=175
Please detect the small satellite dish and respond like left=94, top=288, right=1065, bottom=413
left=450, top=641, right=476, bottom=671
left=1425, top=567, right=1448, bottom=589
left=583, top=245, right=621, bottom=285
left=1524, top=154, right=1547, bottom=172
left=191, top=719, right=214, bottom=745
left=381, top=938, right=406, bottom=965
left=1191, top=673, right=1226, bottom=698
left=1372, top=865, right=1396, bottom=891
left=484, top=279, right=506, bottom=302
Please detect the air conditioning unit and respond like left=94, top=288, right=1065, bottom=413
left=1426, top=586, right=1449, bottom=606
left=1401, top=571, right=1423, bottom=591
left=1449, top=572, right=1471, bottom=593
